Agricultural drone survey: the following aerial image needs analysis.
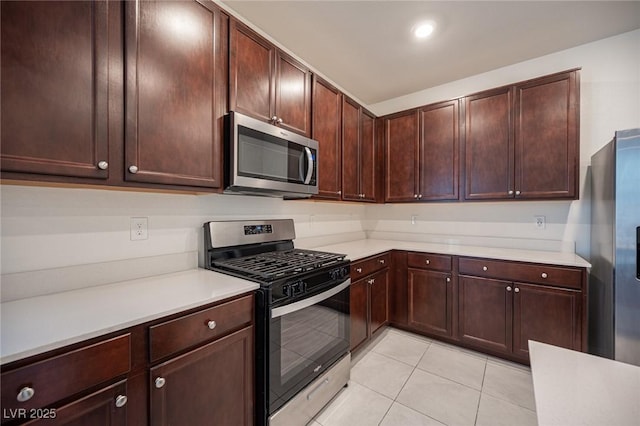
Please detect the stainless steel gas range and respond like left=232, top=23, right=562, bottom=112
left=204, top=219, right=351, bottom=426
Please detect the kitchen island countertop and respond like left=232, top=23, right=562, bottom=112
left=529, top=340, right=640, bottom=426
left=0, top=269, right=258, bottom=365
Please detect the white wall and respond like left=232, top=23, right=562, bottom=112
left=367, top=29, right=640, bottom=259
left=0, top=185, right=366, bottom=275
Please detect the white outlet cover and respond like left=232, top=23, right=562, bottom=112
left=534, top=215, right=546, bottom=230
left=130, top=217, right=148, bottom=240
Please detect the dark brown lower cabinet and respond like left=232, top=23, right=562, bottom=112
left=350, top=279, right=369, bottom=350
left=408, top=269, right=453, bottom=338
left=459, top=274, right=582, bottom=360
left=350, top=268, right=389, bottom=351
left=24, top=381, right=128, bottom=426
left=149, top=326, right=254, bottom=426
left=459, top=275, right=513, bottom=355
left=512, top=282, right=581, bottom=359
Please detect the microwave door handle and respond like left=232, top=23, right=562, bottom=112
left=304, top=147, right=314, bottom=184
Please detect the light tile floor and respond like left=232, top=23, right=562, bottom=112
left=312, top=328, right=538, bottom=426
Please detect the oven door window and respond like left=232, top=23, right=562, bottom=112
left=237, top=125, right=315, bottom=185
left=269, top=284, right=349, bottom=414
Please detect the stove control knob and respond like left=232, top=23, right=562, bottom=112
left=283, top=284, right=291, bottom=297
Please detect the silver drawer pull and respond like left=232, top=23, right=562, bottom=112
left=514, top=287, right=520, bottom=293
left=356, top=267, right=362, bottom=273
left=379, top=259, right=385, bottom=264
left=482, top=266, right=488, bottom=271
left=425, top=259, right=430, bottom=265
left=207, top=320, right=217, bottom=330
left=506, top=286, right=512, bottom=292
left=307, top=378, right=329, bottom=401
left=128, top=165, right=139, bottom=174
left=115, top=395, right=128, bottom=408
left=97, top=161, right=109, bottom=170
left=155, top=377, right=166, bottom=389
left=446, top=277, right=451, bottom=283
left=17, top=386, right=35, bottom=402
left=541, top=272, right=548, bottom=279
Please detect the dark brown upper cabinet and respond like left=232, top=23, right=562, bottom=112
left=463, top=69, right=580, bottom=201
left=124, top=0, right=227, bottom=188
left=1, top=1, right=110, bottom=180
left=312, top=76, right=343, bottom=200
left=514, top=71, right=579, bottom=199
left=229, top=19, right=311, bottom=137
left=463, top=87, right=514, bottom=200
left=384, top=109, right=420, bottom=202
left=342, top=97, right=377, bottom=202
left=384, top=101, right=459, bottom=202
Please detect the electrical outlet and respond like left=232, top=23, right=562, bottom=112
left=130, top=217, right=148, bottom=240
left=411, top=215, right=417, bottom=225
left=534, top=215, right=546, bottom=230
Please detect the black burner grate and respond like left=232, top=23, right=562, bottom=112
left=212, top=249, right=346, bottom=280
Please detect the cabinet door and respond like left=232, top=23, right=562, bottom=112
left=369, top=269, right=389, bottom=336
left=389, top=251, right=409, bottom=326
left=464, top=87, right=513, bottom=200
left=1, top=1, right=109, bottom=179
left=229, top=20, right=274, bottom=123
left=312, top=77, right=342, bottom=200
left=360, top=110, right=377, bottom=202
left=125, top=0, right=226, bottom=188
left=150, top=326, right=253, bottom=426
left=350, top=279, right=369, bottom=351
left=459, top=275, right=512, bottom=355
left=25, top=381, right=127, bottom=426
left=420, top=100, right=459, bottom=201
left=341, top=97, right=361, bottom=201
left=384, top=110, right=419, bottom=202
left=408, top=269, right=452, bottom=337
left=275, top=51, right=311, bottom=136
left=512, top=282, right=581, bottom=359
left=515, top=71, right=579, bottom=199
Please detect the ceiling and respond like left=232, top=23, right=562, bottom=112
left=221, top=1, right=640, bottom=106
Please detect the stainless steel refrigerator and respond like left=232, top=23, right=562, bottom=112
left=589, top=128, right=640, bottom=366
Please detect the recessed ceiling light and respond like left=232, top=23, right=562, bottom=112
left=414, top=22, right=435, bottom=39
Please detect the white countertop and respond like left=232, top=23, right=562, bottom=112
left=0, top=269, right=259, bottom=365
left=529, top=340, right=640, bottom=426
left=312, top=239, right=591, bottom=268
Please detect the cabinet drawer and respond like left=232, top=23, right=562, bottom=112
left=459, top=257, right=583, bottom=290
left=1, top=334, right=130, bottom=412
left=351, top=253, right=390, bottom=280
left=407, top=252, right=452, bottom=272
left=149, top=294, right=254, bottom=362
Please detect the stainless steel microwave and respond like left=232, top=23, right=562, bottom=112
left=225, top=111, right=319, bottom=198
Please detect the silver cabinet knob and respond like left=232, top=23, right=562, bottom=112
left=128, top=165, right=138, bottom=174
left=207, top=320, right=217, bottom=330
left=446, top=277, right=451, bottom=283
left=414, top=194, right=418, bottom=199
left=482, top=266, right=488, bottom=271
left=356, top=267, right=362, bottom=273
left=368, top=279, right=375, bottom=285
left=514, top=287, right=520, bottom=293
left=506, top=286, right=512, bottom=292
left=425, top=259, right=430, bottom=265
left=155, top=377, right=166, bottom=389
left=337, top=191, right=342, bottom=195
left=379, top=259, right=385, bottom=264
left=277, top=118, right=283, bottom=124
left=508, top=190, right=514, bottom=195
left=97, top=161, right=109, bottom=170
left=541, top=272, right=548, bottom=279
left=17, top=386, right=35, bottom=402
left=115, top=394, right=128, bottom=408
left=271, top=116, right=278, bottom=123
left=515, top=190, right=521, bottom=195
left=418, top=194, right=422, bottom=199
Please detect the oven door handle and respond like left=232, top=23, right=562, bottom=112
left=271, top=278, right=351, bottom=318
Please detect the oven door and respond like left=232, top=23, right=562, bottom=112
left=268, top=278, right=350, bottom=415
